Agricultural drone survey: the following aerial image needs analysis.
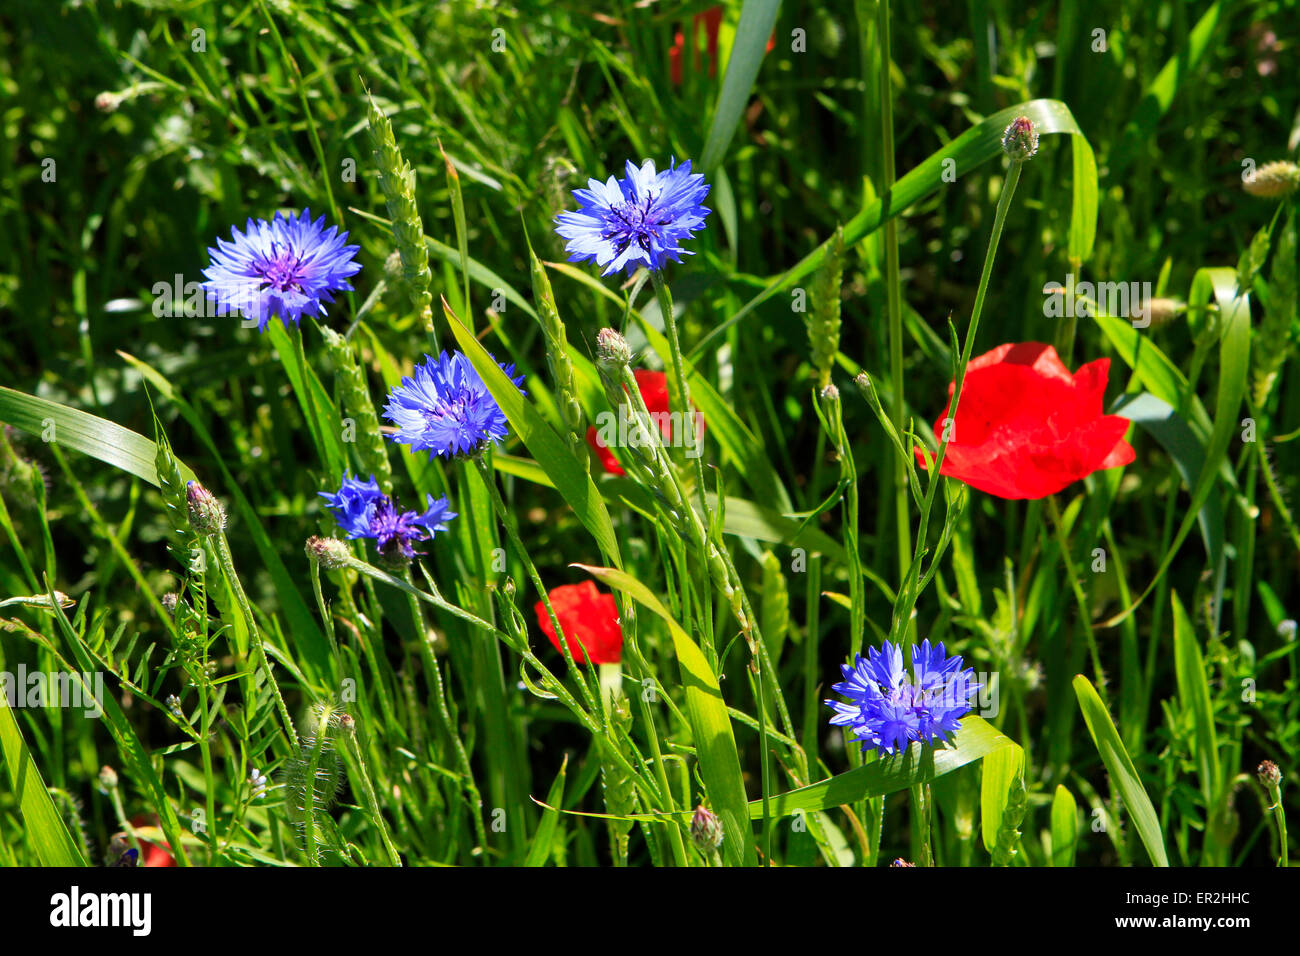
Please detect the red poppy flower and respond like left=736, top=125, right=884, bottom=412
left=129, top=813, right=176, bottom=867
left=586, top=370, right=705, bottom=476
left=534, top=581, right=622, bottom=665
left=914, top=342, right=1135, bottom=499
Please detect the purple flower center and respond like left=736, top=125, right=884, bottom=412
left=605, top=192, right=667, bottom=254
left=256, top=243, right=306, bottom=293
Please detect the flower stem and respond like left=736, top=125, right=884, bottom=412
left=876, top=0, right=911, bottom=590
left=891, top=160, right=1024, bottom=642
left=214, top=533, right=298, bottom=750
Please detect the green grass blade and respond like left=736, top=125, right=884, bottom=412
left=699, top=0, right=781, bottom=173
left=0, top=386, right=172, bottom=485
left=525, top=755, right=568, bottom=867
left=1050, top=784, right=1079, bottom=867
left=694, top=99, right=1095, bottom=356
left=1072, top=674, right=1169, bottom=866
left=0, top=696, right=87, bottom=866
left=980, top=742, right=1025, bottom=860
left=1172, top=590, right=1220, bottom=808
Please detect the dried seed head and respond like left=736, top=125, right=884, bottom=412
left=1244, top=160, right=1300, bottom=199
left=1001, top=116, right=1039, bottom=162
left=1145, top=297, right=1183, bottom=327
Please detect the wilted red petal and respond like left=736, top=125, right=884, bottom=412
left=534, top=581, right=623, bottom=664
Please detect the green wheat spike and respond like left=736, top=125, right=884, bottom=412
left=807, top=225, right=844, bottom=390
left=364, top=90, right=435, bottom=336
left=321, top=325, right=394, bottom=495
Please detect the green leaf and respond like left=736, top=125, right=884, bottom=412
left=1107, top=1, right=1227, bottom=179
left=573, top=563, right=754, bottom=867
left=980, top=742, right=1025, bottom=858
left=1102, top=268, right=1249, bottom=628
left=1068, top=132, right=1099, bottom=266
left=1172, top=591, right=1220, bottom=807
left=1072, top=675, right=1168, bottom=866
left=1050, top=784, right=1079, bottom=867
left=1112, top=391, right=1224, bottom=578
left=699, top=0, right=781, bottom=173
left=444, top=300, right=622, bottom=569
left=746, top=716, right=1019, bottom=817
left=0, top=386, right=172, bottom=486
left=0, top=695, right=87, bottom=866
left=525, top=755, right=568, bottom=867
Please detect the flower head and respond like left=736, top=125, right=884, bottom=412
left=556, top=158, right=710, bottom=276
left=202, top=209, right=361, bottom=332
left=534, top=581, right=623, bottom=665
left=915, top=342, right=1135, bottom=499
left=383, top=351, right=524, bottom=460
left=319, top=471, right=455, bottom=560
left=826, top=639, right=979, bottom=758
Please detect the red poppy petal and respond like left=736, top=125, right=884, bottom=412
left=534, top=582, right=623, bottom=664
left=585, top=425, right=626, bottom=476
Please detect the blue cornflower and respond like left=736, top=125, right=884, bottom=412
left=319, top=471, right=455, bottom=560
left=382, top=351, right=524, bottom=460
left=202, top=209, right=361, bottom=332
left=555, top=158, right=711, bottom=277
left=825, top=639, right=980, bottom=758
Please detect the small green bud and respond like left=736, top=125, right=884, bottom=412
left=98, top=766, right=119, bottom=790
left=1001, top=116, right=1038, bottom=162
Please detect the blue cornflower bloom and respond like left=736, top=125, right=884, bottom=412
left=382, top=351, right=524, bottom=460
left=555, top=158, right=710, bottom=277
left=319, top=471, right=455, bottom=560
left=825, top=639, right=980, bottom=758
left=202, top=209, right=361, bottom=332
